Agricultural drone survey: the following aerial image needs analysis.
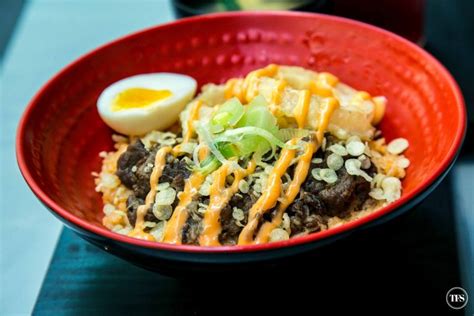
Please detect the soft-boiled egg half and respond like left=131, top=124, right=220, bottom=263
left=97, top=73, right=197, bottom=135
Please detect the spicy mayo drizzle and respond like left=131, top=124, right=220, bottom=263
left=253, top=94, right=339, bottom=242
left=128, top=146, right=172, bottom=241
left=224, top=64, right=279, bottom=104
left=172, top=100, right=203, bottom=156
left=183, top=99, right=203, bottom=143
left=242, top=64, right=278, bottom=103
left=237, top=142, right=296, bottom=245
left=224, top=78, right=244, bottom=101
left=316, top=97, right=339, bottom=143
left=254, top=141, right=315, bottom=243
left=268, top=79, right=288, bottom=115
left=199, top=159, right=256, bottom=246
left=309, top=72, right=339, bottom=97
left=293, top=89, right=311, bottom=129
left=162, top=172, right=204, bottom=244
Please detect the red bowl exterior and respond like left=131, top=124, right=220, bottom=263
left=16, top=12, right=466, bottom=265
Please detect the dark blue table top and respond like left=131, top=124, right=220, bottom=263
left=33, top=178, right=464, bottom=315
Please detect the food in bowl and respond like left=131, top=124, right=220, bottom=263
left=94, top=64, right=409, bottom=246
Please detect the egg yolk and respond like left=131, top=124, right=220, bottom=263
left=112, top=88, right=172, bottom=111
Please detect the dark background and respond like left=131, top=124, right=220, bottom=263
left=1, top=0, right=472, bottom=315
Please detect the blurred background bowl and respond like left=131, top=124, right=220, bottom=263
left=172, top=0, right=426, bottom=44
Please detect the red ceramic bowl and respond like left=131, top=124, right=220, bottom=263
left=17, top=12, right=465, bottom=274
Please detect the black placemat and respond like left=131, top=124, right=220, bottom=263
left=33, top=176, right=464, bottom=315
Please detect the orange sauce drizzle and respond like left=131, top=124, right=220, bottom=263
left=269, top=79, right=287, bottom=115
left=242, top=64, right=279, bottom=103
left=199, top=164, right=229, bottom=246
left=252, top=95, right=338, bottom=243
left=183, top=100, right=203, bottom=143
left=237, top=143, right=296, bottom=245
left=250, top=86, right=339, bottom=243
left=128, top=146, right=172, bottom=241
left=224, top=65, right=278, bottom=103
left=293, top=89, right=311, bottom=129
left=316, top=97, right=339, bottom=143
left=198, top=144, right=209, bottom=162
left=172, top=100, right=203, bottom=156
left=162, top=172, right=205, bottom=244
left=224, top=78, right=244, bottom=101
left=199, top=159, right=256, bottom=246
left=254, top=141, right=315, bottom=243
left=271, top=79, right=287, bottom=104
left=310, top=72, right=339, bottom=97
left=371, top=96, right=386, bottom=125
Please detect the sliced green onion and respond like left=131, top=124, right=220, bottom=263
left=194, top=156, right=222, bottom=176
left=215, top=127, right=286, bottom=149
left=190, top=96, right=294, bottom=174
left=247, top=94, right=267, bottom=107
left=213, top=112, right=233, bottom=125
left=209, top=123, right=224, bottom=134
left=215, top=127, right=284, bottom=159
left=237, top=96, right=282, bottom=157
left=217, top=142, right=241, bottom=158
left=209, top=98, right=244, bottom=133
left=237, top=96, right=278, bottom=135
left=193, top=143, right=202, bottom=166
left=194, top=122, right=228, bottom=165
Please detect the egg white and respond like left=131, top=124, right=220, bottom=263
left=97, top=73, right=197, bottom=135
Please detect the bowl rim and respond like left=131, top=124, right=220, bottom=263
left=16, top=11, right=467, bottom=254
